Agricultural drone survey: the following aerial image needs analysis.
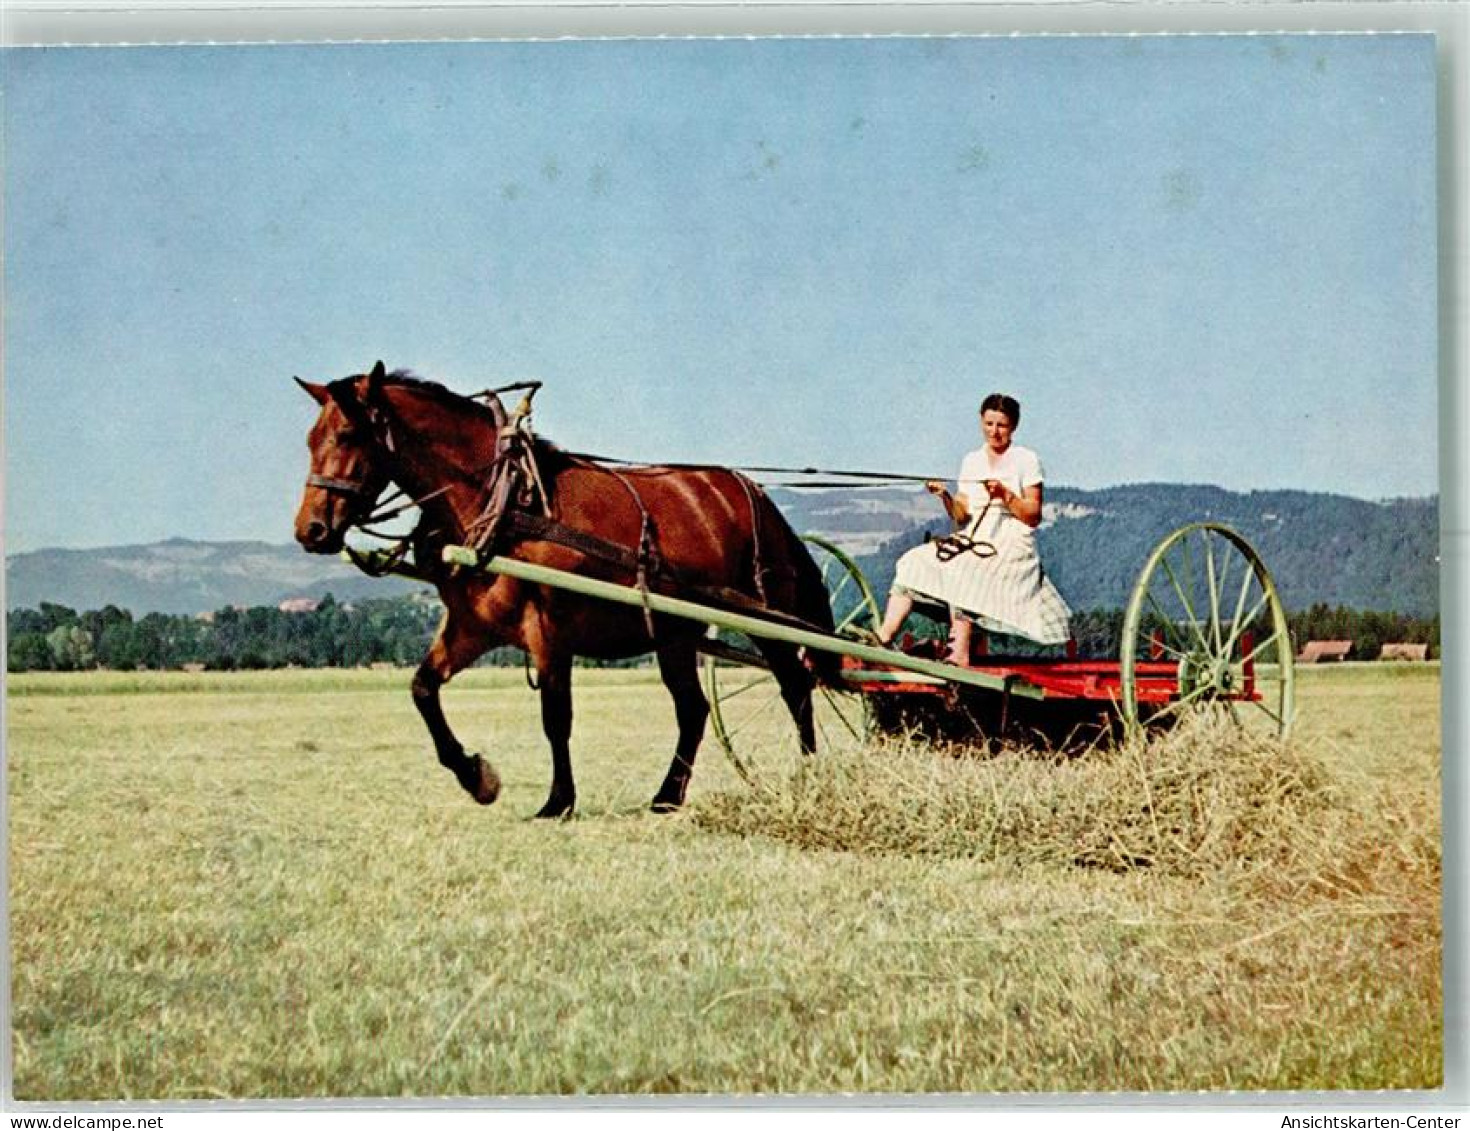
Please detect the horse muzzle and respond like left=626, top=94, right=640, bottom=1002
left=296, top=474, right=374, bottom=553
left=296, top=518, right=345, bottom=554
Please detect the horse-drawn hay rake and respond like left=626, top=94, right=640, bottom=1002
left=434, top=520, right=1295, bottom=781
left=298, top=365, right=1295, bottom=810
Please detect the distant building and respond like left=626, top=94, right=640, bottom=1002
left=1379, top=643, right=1430, bottom=662
left=1298, top=640, right=1353, bottom=663
left=278, top=597, right=320, bottom=614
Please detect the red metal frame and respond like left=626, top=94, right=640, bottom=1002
left=838, top=648, right=1262, bottom=708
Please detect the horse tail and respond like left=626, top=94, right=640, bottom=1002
left=791, top=538, right=844, bottom=688
left=743, top=476, right=843, bottom=688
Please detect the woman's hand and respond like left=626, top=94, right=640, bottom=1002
left=926, top=480, right=967, bottom=524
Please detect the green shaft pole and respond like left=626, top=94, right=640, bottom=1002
left=441, top=545, right=1042, bottom=699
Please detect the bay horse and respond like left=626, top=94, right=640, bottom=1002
left=293, top=362, right=837, bottom=817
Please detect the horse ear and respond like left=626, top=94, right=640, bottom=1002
left=295, top=377, right=331, bottom=406
left=362, top=361, right=387, bottom=403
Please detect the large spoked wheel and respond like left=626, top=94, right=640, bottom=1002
left=1120, top=523, right=1295, bottom=740
left=704, top=534, right=877, bottom=787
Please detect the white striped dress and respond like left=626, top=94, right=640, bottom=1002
left=892, top=444, right=1072, bottom=645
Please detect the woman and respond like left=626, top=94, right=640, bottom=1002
left=876, top=394, right=1071, bottom=662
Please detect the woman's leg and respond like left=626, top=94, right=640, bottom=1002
left=947, top=615, right=973, bottom=665
left=877, top=591, right=914, bottom=645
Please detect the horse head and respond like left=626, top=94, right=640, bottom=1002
left=294, top=361, right=394, bottom=554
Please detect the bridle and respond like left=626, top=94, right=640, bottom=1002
left=306, top=473, right=377, bottom=499
left=302, top=378, right=537, bottom=567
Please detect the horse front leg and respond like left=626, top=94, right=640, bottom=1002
left=412, top=615, right=501, bottom=805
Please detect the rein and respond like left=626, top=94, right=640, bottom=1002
left=929, top=499, right=1000, bottom=562
left=559, top=452, right=952, bottom=489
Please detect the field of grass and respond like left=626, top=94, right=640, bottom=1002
left=6, top=662, right=1442, bottom=1099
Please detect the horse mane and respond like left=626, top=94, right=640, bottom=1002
left=380, top=369, right=506, bottom=430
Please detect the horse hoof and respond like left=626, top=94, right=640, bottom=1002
left=534, top=796, right=575, bottom=820
left=466, top=755, right=501, bottom=806
left=650, top=798, right=684, bottom=814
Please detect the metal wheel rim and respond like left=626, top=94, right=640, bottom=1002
left=800, top=533, right=878, bottom=755
left=1119, top=523, right=1295, bottom=740
left=801, top=533, right=882, bottom=641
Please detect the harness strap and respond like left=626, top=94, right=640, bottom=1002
left=495, top=511, right=829, bottom=638
left=502, top=511, right=649, bottom=575
left=600, top=467, right=661, bottom=639
left=465, top=428, right=544, bottom=553
left=733, top=473, right=769, bottom=606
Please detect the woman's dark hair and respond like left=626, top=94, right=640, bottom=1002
left=980, top=393, right=1021, bottom=427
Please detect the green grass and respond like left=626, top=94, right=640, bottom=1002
left=6, top=663, right=1442, bottom=1098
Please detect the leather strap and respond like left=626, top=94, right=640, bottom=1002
left=307, top=473, right=372, bottom=497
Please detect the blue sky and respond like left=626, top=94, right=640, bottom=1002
left=3, top=34, right=1439, bottom=552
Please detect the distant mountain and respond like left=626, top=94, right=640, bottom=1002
left=766, top=486, right=937, bottom=556
left=840, top=484, right=1439, bottom=618
left=4, top=539, right=425, bottom=616
left=4, top=486, right=1440, bottom=617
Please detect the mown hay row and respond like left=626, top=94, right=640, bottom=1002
left=693, top=711, right=1439, bottom=898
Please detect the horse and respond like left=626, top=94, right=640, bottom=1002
left=293, top=362, right=838, bottom=817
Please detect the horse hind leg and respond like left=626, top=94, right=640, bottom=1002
left=651, top=634, right=709, bottom=812
left=412, top=616, right=501, bottom=805
left=758, top=641, right=818, bottom=755
left=533, top=649, right=577, bottom=819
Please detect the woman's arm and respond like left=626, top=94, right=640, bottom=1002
left=984, top=480, right=1044, bottom=528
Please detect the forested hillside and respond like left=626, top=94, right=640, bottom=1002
left=856, top=485, right=1438, bottom=618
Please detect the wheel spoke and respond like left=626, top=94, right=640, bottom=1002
left=1159, top=553, right=1211, bottom=653
left=1143, top=590, right=1194, bottom=656
left=1222, top=591, right=1274, bottom=659
left=1181, top=533, right=1201, bottom=627
left=1213, top=542, right=1235, bottom=640
left=1203, top=532, right=1224, bottom=652
left=1149, top=678, right=1219, bottom=724
left=1134, top=627, right=1192, bottom=664
left=820, top=688, right=867, bottom=742
left=1238, top=628, right=1283, bottom=669
left=721, top=688, right=785, bottom=740
left=1226, top=564, right=1259, bottom=651
left=1247, top=696, right=1286, bottom=728
left=717, top=673, right=776, bottom=703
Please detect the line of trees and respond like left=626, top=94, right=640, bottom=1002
left=6, top=596, right=445, bottom=672
left=1071, top=605, right=1438, bottom=661
left=6, top=596, right=1439, bottom=673
left=1287, top=602, right=1440, bottom=660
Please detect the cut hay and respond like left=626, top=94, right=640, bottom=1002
left=693, top=711, right=1427, bottom=886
